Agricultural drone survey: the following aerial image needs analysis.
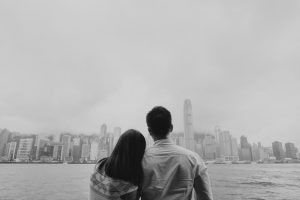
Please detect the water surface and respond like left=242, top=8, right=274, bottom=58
left=0, top=164, right=299, bottom=200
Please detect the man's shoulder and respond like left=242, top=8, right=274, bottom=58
left=145, top=143, right=201, bottom=161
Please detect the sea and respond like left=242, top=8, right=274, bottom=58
left=0, top=163, right=299, bottom=200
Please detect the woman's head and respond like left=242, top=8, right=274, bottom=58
left=104, top=129, right=146, bottom=185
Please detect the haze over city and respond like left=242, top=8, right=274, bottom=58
left=1, top=1, right=300, bottom=147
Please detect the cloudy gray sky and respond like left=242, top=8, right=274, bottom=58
left=1, top=1, right=300, bottom=147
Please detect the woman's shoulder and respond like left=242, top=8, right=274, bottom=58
left=90, top=160, right=138, bottom=196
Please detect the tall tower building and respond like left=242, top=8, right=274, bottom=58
left=16, top=138, right=33, bottom=161
left=100, top=124, right=107, bottom=138
left=239, top=135, right=253, bottom=161
left=184, top=99, right=195, bottom=152
left=61, top=134, right=72, bottom=162
left=272, top=141, right=285, bottom=160
left=0, top=129, right=10, bottom=156
left=285, top=142, right=297, bottom=159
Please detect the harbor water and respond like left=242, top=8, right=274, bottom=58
left=0, top=163, right=299, bottom=200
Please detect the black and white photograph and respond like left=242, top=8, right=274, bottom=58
left=0, top=1, right=299, bottom=200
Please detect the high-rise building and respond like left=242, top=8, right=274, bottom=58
left=272, top=141, right=285, bottom=160
left=72, top=137, right=81, bottom=162
left=90, top=141, right=99, bottom=161
left=81, top=143, right=90, bottom=162
left=100, top=124, right=107, bottom=137
left=239, top=136, right=252, bottom=161
left=203, top=134, right=218, bottom=160
left=61, top=134, right=72, bottom=161
left=16, top=138, right=34, bottom=161
left=0, top=129, right=10, bottom=156
left=52, top=142, right=63, bottom=161
left=4, top=142, right=17, bottom=161
left=231, top=137, right=239, bottom=157
left=285, top=142, right=297, bottom=159
left=218, top=131, right=232, bottom=157
left=184, top=99, right=195, bottom=152
left=240, top=135, right=249, bottom=148
left=217, top=130, right=238, bottom=161
left=251, top=143, right=260, bottom=161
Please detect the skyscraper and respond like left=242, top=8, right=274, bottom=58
left=285, top=142, right=297, bottom=159
left=239, top=135, right=252, bottom=161
left=272, top=141, right=285, bottom=160
left=0, top=129, right=10, bottom=156
left=16, top=138, right=33, bottom=161
left=72, top=137, right=81, bottom=162
left=61, top=134, right=72, bottom=162
left=184, top=99, right=195, bottom=152
left=100, top=124, right=107, bottom=138
left=4, top=142, right=17, bottom=161
left=217, top=130, right=239, bottom=161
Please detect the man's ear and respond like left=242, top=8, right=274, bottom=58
left=170, top=124, right=173, bottom=132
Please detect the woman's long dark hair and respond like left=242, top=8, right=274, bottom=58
left=99, top=129, right=146, bottom=185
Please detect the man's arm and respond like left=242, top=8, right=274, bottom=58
left=193, top=155, right=214, bottom=200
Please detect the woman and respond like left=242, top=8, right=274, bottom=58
left=90, top=129, right=146, bottom=200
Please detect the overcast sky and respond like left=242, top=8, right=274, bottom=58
left=1, top=1, right=300, bottom=147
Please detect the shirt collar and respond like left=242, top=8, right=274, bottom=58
left=153, top=138, right=174, bottom=146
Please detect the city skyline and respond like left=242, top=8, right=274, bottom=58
left=1, top=99, right=299, bottom=163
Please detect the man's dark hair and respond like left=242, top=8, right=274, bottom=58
left=98, top=129, right=146, bottom=185
left=146, top=106, right=172, bottom=138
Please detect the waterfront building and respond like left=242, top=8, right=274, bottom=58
left=285, top=142, right=297, bottom=159
left=90, top=141, right=99, bottom=161
left=239, top=136, right=253, bottom=161
left=272, top=141, right=285, bottom=160
left=31, top=135, right=39, bottom=160
left=252, top=143, right=260, bottom=161
left=61, top=134, right=72, bottom=162
left=0, top=129, right=10, bottom=156
left=218, top=131, right=232, bottom=157
left=216, top=129, right=238, bottom=161
left=184, top=99, right=195, bottom=152
left=100, top=124, right=107, bottom=138
left=204, top=134, right=217, bottom=160
left=72, top=137, right=81, bottom=162
left=193, top=132, right=219, bottom=160
left=4, top=142, right=17, bottom=161
left=38, top=139, right=53, bottom=158
left=81, top=143, right=90, bottom=162
left=263, top=147, right=273, bottom=158
left=52, top=142, right=63, bottom=161
left=16, top=138, right=34, bottom=161
left=231, top=137, right=239, bottom=157
left=239, top=148, right=252, bottom=161
left=240, top=135, right=249, bottom=148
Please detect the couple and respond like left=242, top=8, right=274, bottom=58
left=90, top=106, right=213, bottom=200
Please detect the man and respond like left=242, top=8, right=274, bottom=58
left=141, top=106, right=213, bottom=200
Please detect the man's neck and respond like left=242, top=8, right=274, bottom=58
left=152, top=135, right=169, bottom=142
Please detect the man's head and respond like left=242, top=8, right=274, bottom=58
left=146, top=106, right=173, bottom=139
